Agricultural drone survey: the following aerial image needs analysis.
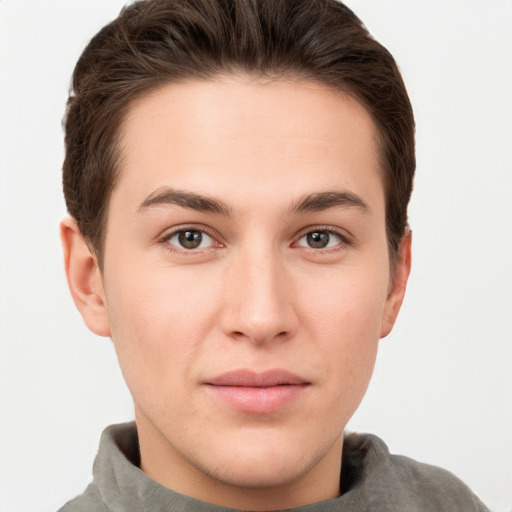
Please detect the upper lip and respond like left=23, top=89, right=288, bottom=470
left=206, top=369, right=309, bottom=387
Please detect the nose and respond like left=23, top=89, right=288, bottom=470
left=219, top=247, right=299, bottom=346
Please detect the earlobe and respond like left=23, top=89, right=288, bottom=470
left=380, top=230, right=412, bottom=338
left=60, top=217, right=111, bottom=337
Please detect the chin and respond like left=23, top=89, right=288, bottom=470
left=198, top=430, right=336, bottom=489
left=204, top=453, right=310, bottom=489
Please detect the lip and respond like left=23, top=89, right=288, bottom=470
left=204, top=369, right=310, bottom=414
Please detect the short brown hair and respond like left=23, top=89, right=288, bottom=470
left=63, top=0, right=415, bottom=265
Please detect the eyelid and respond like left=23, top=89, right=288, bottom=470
left=158, top=224, right=224, bottom=253
left=292, top=225, right=353, bottom=247
left=156, top=223, right=353, bottom=255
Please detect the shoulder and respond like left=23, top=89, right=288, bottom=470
left=57, top=483, right=106, bottom=512
left=342, top=432, right=490, bottom=512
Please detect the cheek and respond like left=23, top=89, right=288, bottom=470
left=102, top=266, right=220, bottom=402
left=302, top=267, right=388, bottom=403
left=304, top=263, right=389, bottom=343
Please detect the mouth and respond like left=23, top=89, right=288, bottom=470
left=204, top=369, right=310, bottom=414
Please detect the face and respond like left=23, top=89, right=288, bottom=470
left=64, top=76, right=410, bottom=509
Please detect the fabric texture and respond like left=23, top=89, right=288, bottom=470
left=58, top=422, right=490, bottom=512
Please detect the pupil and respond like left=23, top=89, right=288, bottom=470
left=178, top=230, right=202, bottom=249
left=307, top=231, right=329, bottom=248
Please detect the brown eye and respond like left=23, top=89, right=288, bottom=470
left=166, top=229, right=215, bottom=250
left=307, top=231, right=330, bottom=248
left=178, top=230, right=203, bottom=249
left=296, top=230, right=343, bottom=249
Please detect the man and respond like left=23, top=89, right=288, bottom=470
left=58, top=0, right=489, bottom=510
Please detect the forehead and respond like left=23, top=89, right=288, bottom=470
left=114, top=76, right=383, bottom=213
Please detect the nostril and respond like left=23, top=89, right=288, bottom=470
left=229, top=329, right=290, bottom=343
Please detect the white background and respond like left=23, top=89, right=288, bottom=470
left=0, top=1, right=511, bottom=511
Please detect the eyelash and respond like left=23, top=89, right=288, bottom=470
left=159, top=225, right=222, bottom=256
left=293, top=226, right=352, bottom=252
left=158, top=225, right=352, bottom=255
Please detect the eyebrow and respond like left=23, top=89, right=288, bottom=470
left=289, top=191, right=369, bottom=214
left=138, top=188, right=232, bottom=215
left=137, top=187, right=369, bottom=216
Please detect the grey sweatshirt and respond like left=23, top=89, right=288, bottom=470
left=58, top=422, right=490, bottom=512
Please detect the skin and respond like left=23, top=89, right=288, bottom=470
left=62, top=76, right=411, bottom=510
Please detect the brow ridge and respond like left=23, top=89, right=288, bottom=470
left=138, top=187, right=368, bottom=217
left=138, top=187, right=232, bottom=215
left=290, top=191, right=369, bottom=214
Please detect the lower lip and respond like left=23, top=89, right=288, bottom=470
left=205, top=384, right=309, bottom=413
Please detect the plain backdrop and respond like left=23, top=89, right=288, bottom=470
left=0, top=1, right=511, bottom=511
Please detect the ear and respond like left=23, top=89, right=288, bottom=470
left=60, top=217, right=111, bottom=337
left=380, top=230, right=412, bottom=338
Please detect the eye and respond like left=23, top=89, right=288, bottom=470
left=295, top=230, right=344, bottom=249
left=165, top=229, right=216, bottom=250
